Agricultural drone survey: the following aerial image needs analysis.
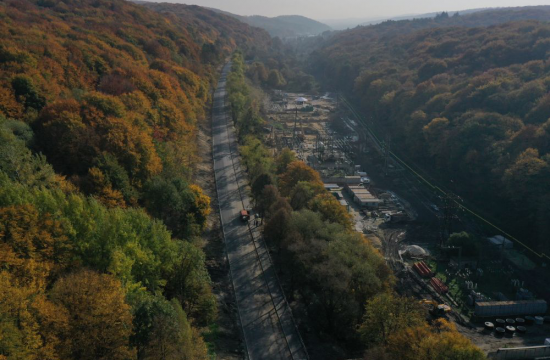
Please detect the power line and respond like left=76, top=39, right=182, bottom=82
left=338, top=94, right=550, bottom=261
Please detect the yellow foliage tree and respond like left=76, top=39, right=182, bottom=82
left=189, top=184, right=211, bottom=231
left=308, top=192, right=353, bottom=229
left=0, top=204, right=72, bottom=289
left=50, top=270, right=136, bottom=360
left=86, top=167, right=127, bottom=208
left=384, top=319, right=486, bottom=360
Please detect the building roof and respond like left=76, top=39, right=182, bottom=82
left=355, top=196, right=383, bottom=203
left=295, top=97, right=308, bottom=102
left=350, top=189, right=371, bottom=194
left=348, top=185, right=382, bottom=203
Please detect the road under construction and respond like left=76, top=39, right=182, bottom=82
left=212, top=62, right=309, bottom=360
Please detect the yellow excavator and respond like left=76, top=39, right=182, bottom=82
left=419, top=299, right=451, bottom=317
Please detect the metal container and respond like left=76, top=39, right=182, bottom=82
left=474, top=300, right=547, bottom=317
left=535, top=316, right=544, bottom=325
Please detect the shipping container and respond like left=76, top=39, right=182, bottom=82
left=430, top=277, right=449, bottom=294
left=475, top=300, right=547, bottom=317
left=413, top=262, right=433, bottom=277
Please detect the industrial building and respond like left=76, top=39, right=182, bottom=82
left=345, top=185, right=383, bottom=209
left=474, top=299, right=547, bottom=317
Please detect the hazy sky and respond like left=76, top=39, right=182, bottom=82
left=145, top=0, right=550, bottom=19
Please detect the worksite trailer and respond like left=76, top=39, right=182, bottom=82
left=474, top=300, right=547, bottom=317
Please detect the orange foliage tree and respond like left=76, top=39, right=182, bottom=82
left=278, top=160, right=322, bottom=196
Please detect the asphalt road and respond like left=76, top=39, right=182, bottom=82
left=212, top=62, right=308, bottom=360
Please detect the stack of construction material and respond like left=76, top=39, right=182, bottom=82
left=430, top=277, right=449, bottom=294
left=413, top=262, right=433, bottom=277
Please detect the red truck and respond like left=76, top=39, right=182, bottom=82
left=240, top=209, right=250, bottom=222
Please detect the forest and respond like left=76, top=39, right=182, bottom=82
left=309, top=14, right=550, bottom=255
left=0, top=0, right=543, bottom=358
left=0, top=0, right=272, bottom=358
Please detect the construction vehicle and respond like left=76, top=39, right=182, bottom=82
left=419, top=299, right=452, bottom=317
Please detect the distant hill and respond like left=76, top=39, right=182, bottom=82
left=208, top=9, right=332, bottom=38
left=322, top=6, right=550, bottom=30
left=360, top=8, right=487, bottom=26
left=315, top=6, right=550, bottom=44
left=242, top=15, right=332, bottom=38
left=363, top=6, right=550, bottom=30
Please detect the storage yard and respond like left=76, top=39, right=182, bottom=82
left=262, top=90, right=550, bottom=357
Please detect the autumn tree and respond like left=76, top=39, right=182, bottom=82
left=257, top=184, right=280, bottom=217
left=503, top=148, right=550, bottom=203
left=0, top=271, right=57, bottom=360
left=143, top=177, right=209, bottom=238
left=308, top=192, right=353, bottom=229
left=130, top=293, right=208, bottom=360
left=238, top=102, right=265, bottom=138
left=278, top=161, right=322, bottom=196
left=240, top=136, right=274, bottom=180
left=50, top=270, right=136, bottom=360
left=264, top=197, right=293, bottom=248
left=0, top=204, right=72, bottom=288
left=0, top=118, right=56, bottom=188
left=275, top=148, right=296, bottom=174
left=164, top=242, right=217, bottom=325
left=267, top=69, right=286, bottom=88
left=358, top=292, right=424, bottom=346
left=251, top=173, right=274, bottom=199
left=282, top=210, right=392, bottom=336
left=383, top=319, right=486, bottom=360
left=289, top=181, right=324, bottom=211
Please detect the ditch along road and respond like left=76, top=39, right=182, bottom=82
left=212, top=62, right=308, bottom=360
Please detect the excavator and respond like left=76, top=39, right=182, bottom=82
left=419, top=299, right=452, bottom=317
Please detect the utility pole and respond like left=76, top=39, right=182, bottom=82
left=439, top=192, right=461, bottom=247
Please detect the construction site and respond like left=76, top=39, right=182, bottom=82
left=262, top=90, right=550, bottom=359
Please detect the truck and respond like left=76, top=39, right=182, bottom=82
left=240, top=209, right=250, bottom=222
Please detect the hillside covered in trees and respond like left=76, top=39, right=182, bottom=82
left=0, top=0, right=272, bottom=358
left=232, top=15, right=331, bottom=38
left=309, top=13, right=550, bottom=255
